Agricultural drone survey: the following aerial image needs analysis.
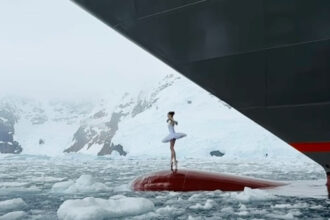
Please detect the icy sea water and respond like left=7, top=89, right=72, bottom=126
left=0, top=154, right=329, bottom=220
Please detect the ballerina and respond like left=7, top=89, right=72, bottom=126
left=162, top=111, right=186, bottom=170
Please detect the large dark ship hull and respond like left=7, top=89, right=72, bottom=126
left=71, top=0, right=330, bottom=181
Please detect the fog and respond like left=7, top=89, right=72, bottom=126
left=0, top=0, right=175, bottom=100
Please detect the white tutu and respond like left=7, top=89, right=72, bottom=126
left=162, top=121, right=186, bottom=143
left=162, top=133, right=187, bottom=143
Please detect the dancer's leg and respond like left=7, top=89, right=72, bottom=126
left=170, top=140, right=175, bottom=169
left=173, top=139, right=177, bottom=163
left=171, top=139, right=178, bottom=169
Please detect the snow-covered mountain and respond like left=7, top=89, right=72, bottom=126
left=0, top=75, right=310, bottom=161
left=0, top=103, right=22, bottom=154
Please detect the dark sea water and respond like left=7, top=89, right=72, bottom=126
left=0, top=154, right=329, bottom=220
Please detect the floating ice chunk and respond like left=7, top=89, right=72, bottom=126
left=187, top=193, right=202, bottom=201
left=310, top=205, right=323, bottom=209
left=187, top=215, right=203, bottom=220
left=0, top=182, right=29, bottom=187
left=168, top=192, right=180, bottom=197
left=266, top=212, right=296, bottom=220
left=113, top=183, right=130, bottom=192
left=0, top=198, right=27, bottom=212
left=0, top=211, right=27, bottom=220
left=131, top=212, right=159, bottom=220
left=57, top=196, right=154, bottom=220
left=239, top=204, right=247, bottom=210
left=204, top=190, right=223, bottom=197
left=221, top=207, right=234, bottom=213
left=51, top=175, right=110, bottom=194
left=109, top=194, right=126, bottom=200
left=228, top=187, right=275, bottom=202
left=271, top=203, right=308, bottom=209
left=30, top=209, right=47, bottom=219
left=155, top=206, right=176, bottom=215
left=0, top=117, right=8, bottom=123
left=237, top=210, right=249, bottom=216
left=0, top=186, right=40, bottom=195
left=155, top=205, right=183, bottom=217
left=32, top=176, right=65, bottom=183
left=189, top=199, right=215, bottom=210
left=51, top=180, right=74, bottom=192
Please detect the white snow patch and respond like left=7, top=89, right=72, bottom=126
left=3, top=76, right=315, bottom=160
left=0, top=198, right=27, bottom=212
left=0, top=211, right=27, bottom=220
left=57, top=195, right=154, bottom=220
left=155, top=206, right=176, bottom=215
left=227, top=187, right=276, bottom=202
left=0, top=186, right=40, bottom=195
left=271, top=203, right=309, bottom=209
left=15, top=116, right=79, bottom=156
left=113, top=183, right=130, bottom=192
left=187, top=216, right=204, bottom=220
left=221, top=207, right=234, bottom=213
left=32, top=176, right=65, bottom=183
left=187, top=194, right=202, bottom=201
left=269, top=180, right=328, bottom=198
left=266, top=212, right=301, bottom=220
left=189, top=199, right=215, bottom=210
left=0, top=182, right=29, bottom=188
left=155, top=205, right=183, bottom=216
left=51, top=175, right=110, bottom=194
left=0, top=117, right=8, bottom=123
left=239, top=203, right=247, bottom=210
left=168, top=192, right=180, bottom=197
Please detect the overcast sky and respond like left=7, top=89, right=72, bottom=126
left=0, top=0, right=176, bottom=100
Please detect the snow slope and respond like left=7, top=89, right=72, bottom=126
left=0, top=75, right=311, bottom=161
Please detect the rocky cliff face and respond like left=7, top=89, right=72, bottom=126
left=0, top=75, right=179, bottom=156
left=0, top=104, right=22, bottom=154
left=63, top=74, right=178, bottom=156
left=64, top=111, right=127, bottom=156
left=0, top=97, right=93, bottom=155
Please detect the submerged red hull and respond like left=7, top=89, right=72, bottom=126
left=132, top=169, right=285, bottom=192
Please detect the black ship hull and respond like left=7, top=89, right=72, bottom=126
left=71, top=0, right=330, bottom=181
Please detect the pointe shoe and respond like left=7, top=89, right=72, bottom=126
left=170, top=161, right=173, bottom=170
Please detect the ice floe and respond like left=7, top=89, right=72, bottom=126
left=189, top=199, right=215, bottom=210
left=187, top=193, right=203, bottom=201
left=187, top=216, right=204, bottom=220
left=57, top=195, right=154, bottom=220
left=0, top=198, right=27, bottom=212
left=155, top=205, right=183, bottom=216
left=112, top=183, right=130, bottom=192
left=0, top=156, right=328, bottom=219
left=51, top=175, right=110, bottom=194
left=0, top=211, right=27, bottom=220
left=266, top=211, right=301, bottom=220
left=227, top=187, right=276, bottom=202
